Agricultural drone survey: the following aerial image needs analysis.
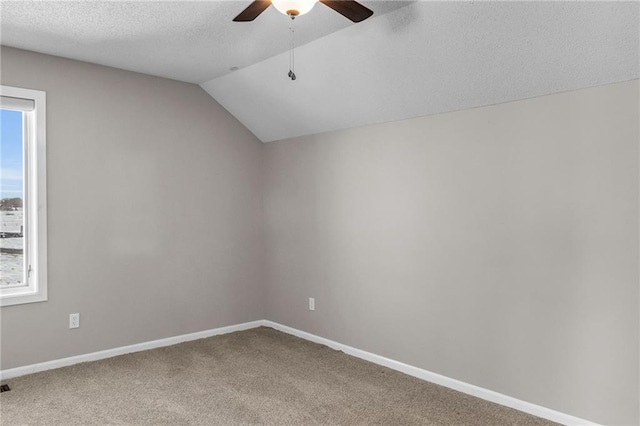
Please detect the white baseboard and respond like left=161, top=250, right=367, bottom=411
left=1, top=318, right=598, bottom=426
left=263, top=320, right=599, bottom=426
left=0, top=320, right=263, bottom=381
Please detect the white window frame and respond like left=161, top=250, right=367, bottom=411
left=0, top=85, right=47, bottom=307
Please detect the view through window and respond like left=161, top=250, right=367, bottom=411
left=0, top=108, right=25, bottom=288
left=0, top=86, right=47, bottom=306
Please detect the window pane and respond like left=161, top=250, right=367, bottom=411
left=0, top=108, right=25, bottom=287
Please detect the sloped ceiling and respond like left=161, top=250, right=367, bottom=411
left=0, top=0, right=410, bottom=83
left=202, top=1, right=640, bottom=142
left=1, top=1, right=638, bottom=143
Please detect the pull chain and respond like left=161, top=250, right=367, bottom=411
left=288, top=16, right=296, bottom=80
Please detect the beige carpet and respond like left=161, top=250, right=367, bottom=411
left=0, top=327, right=557, bottom=425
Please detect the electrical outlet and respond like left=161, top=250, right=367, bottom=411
left=308, top=297, right=315, bottom=311
left=69, top=313, right=80, bottom=329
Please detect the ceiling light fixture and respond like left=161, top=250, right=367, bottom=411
left=271, top=0, right=318, bottom=17
left=233, top=1, right=373, bottom=23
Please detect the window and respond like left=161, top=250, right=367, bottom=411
left=0, top=85, right=47, bottom=306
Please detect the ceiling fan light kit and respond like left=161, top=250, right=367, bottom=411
left=233, top=0, right=373, bottom=23
left=271, top=0, right=318, bottom=17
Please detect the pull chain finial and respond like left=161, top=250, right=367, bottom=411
left=288, top=16, right=296, bottom=80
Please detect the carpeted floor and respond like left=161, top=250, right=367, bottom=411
left=0, top=327, right=557, bottom=425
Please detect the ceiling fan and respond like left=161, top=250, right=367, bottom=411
left=233, top=0, right=373, bottom=22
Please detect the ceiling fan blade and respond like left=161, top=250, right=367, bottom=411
left=233, top=0, right=272, bottom=22
left=320, top=0, right=373, bottom=22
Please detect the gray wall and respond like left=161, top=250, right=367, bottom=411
left=263, top=80, right=639, bottom=425
left=1, top=45, right=638, bottom=425
left=0, top=47, right=265, bottom=369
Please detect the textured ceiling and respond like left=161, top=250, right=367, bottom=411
left=202, top=1, right=640, bottom=142
left=1, top=1, right=638, bottom=143
left=0, top=0, right=410, bottom=83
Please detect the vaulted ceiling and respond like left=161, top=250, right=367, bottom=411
left=1, top=1, right=638, bottom=142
